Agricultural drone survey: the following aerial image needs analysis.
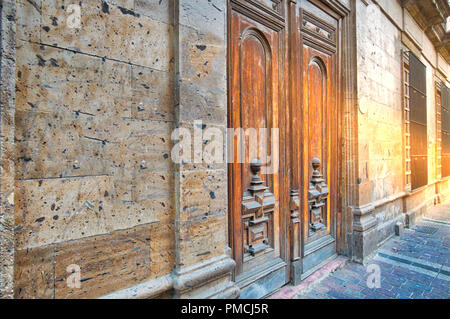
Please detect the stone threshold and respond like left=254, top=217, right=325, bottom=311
left=267, top=256, right=348, bottom=299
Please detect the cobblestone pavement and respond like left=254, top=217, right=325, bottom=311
left=296, top=202, right=450, bottom=299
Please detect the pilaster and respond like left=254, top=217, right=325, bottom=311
left=351, top=204, right=378, bottom=264
left=172, top=0, right=239, bottom=298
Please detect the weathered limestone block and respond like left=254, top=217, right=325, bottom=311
left=178, top=25, right=226, bottom=82
left=131, top=65, right=174, bottom=122
left=178, top=214, right=228, bottom=266
left=14, top=246, right=54, bottom=299
left=53, top=223, right=159, bottom=299
left=179, top=169, right=227, bottom=221
left=106, top=119, right=174, bottom=226
left=395, top=221, right=404, bottom=236
left=403, top=186, right=436, bottom=228
left=40, top=0, right=173, bottom=71
left=16, top=42, right=131, bottom=117
left=178, top=0, right=226, bottom=38
left=352, top=204, right=378, bottom=264
left=177, top=25, right=226, bottom=125
left=106, top=120, right=173, bottom=172
left=16, top=0, right=41, bottom=42
left=135, top=0, right=173, bottom=24
left=374, top=200, right=404, bottom=244
left=179, top=81, right=226, bottom=125
left=15, top=110, right=109, bottom=179
left=127, top=14, right=174, bottom=71
left=175, top=122, right=226, bottom=171
left=14, top=176, right=115, bottom=250
left=105, top=0, right=134, bottom=11
left=14, top=172, right=169, bottom=251
left=176, top=0, right=226, bottom=126
left=149, top=224, right=175, bottom=279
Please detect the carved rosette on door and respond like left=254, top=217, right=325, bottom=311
left=308, top=158, right=328, bottom=234
left=241, top=158, right=275, bottom=257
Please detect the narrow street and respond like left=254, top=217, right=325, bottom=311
left=293, top=202, right=450, bottom=299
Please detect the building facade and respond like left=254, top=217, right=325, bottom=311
left=0, top=0, right=449, bottom=299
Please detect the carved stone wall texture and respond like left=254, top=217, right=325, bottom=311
left=13, top=0, right=176, bottom=298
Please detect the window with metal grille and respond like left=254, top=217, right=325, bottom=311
left=442, top=84, right=450, bottom=178
left=408, top=52, right=428, bottom=190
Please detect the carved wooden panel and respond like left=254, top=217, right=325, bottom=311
left=289, top=188, right=300, bottom=260
left=308, top=158, right=329, bottom=233
left=299, top=8, right=336, bottom=245
left=228, top=0, right=285, bottom=278
left=242, top=159, right=275, bottom=256
left=253, top=0, right=282, bottom=13
left=239, top=28, right=273, bottom=191
left=301, top=9, right=336, bottom=49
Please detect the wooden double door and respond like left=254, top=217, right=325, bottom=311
left=228, top=0, right=341, bottom=298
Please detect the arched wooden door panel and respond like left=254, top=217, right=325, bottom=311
left=228, top=0, right=288, bottom=299
left=298, top=5, right=339, bottom=279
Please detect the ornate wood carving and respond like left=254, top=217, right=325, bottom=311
left=300, top=9, right=337, bottom=54
left=308, top=158, right=328, bottom=233
left=290, top=188, right=300, bottom=260
left=254, top=0, right=282, bottom=13
left=242, top=158, right=275, bottom=256
left=297, top=1, right=337, bottom=247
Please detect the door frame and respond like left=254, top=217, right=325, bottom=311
left=227, top=0, right=357, bottom=289
left=287, top=0, right=356, bottom=276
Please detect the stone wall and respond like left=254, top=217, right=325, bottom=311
left=6, top=0, right=237, bottom=300
left=172, top=0, right=237, bottom=299
left=353, top=0, right=450, bottom=262
left=356, top=0, right=404, bottom=205
left=13, top=0, right=176, bottom=298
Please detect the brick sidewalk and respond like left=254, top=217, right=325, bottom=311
left=294, top=202, right=450, bottom=299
